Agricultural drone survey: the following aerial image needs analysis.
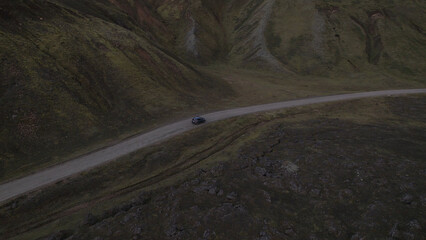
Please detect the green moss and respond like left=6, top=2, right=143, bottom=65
left=264, top=0, right=426, bottom=78
left=0, top=0, right=233, bottom=182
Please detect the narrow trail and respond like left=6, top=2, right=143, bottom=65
left=1, top=89, right=425, bottom=204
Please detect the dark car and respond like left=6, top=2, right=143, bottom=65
left=192, top=116, right=206, bottom=125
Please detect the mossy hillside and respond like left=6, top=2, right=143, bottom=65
left=265, top=0, right=426, bottom=79
left=108, top=0, right=230, bottom=63
left=226, top=0, right=276, bottom=63
left=0, top=0, right=232, bottom=181
left=79, top=0, right=426, bottom=79
left=182, top=0, right=229, bottom=62
left=130, top=0, right=426, bottom=78
left=47, top=0, right=426, bottom=76
left=1, top=0, right=425, bottom=183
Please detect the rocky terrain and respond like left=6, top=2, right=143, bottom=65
left=6, top=95, right=419, bottom=240
left=68, top=112, right=426, bottom=239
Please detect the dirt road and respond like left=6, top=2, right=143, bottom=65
left=1, top=89, right=425, bottom=204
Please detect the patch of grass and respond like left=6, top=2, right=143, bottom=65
left=197, top=64, right=425, bottom=108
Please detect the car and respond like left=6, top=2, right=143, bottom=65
left=192, top=116, right=206, bottom=125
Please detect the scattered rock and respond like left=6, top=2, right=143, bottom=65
left=400, top=194, right=414, bottom=204
left=165, top=224, right=184, bottom=237
left=192, top=181, right=213, bottom=194
left=255, top=167, right=267, bottom=176
left=120, top=212, right=137, bottom=225
left=233, top=204, right=246, bottom=212
left=208, top=187, right=217, bottom=195
left=309, top=234, right=319, bottom=240
left=407, top=219, right=421, bottom=230
left=420, top=194, right=426, bottom=207
left=263, top=190, right=271, bottom=203
left=198, top=168, right=207, bottom=175
left=339, top=189, right=353, bottom=201
left=190, top=205, right=199, bottom=211
left=389, top=223, right=401, bottom=239
left=309, top=188, right=321, bottom=197
left=84, top=213, right=99, bottom=226
left=350, top=233, right=365, bottom=240
left=222, top=203, right=233, bottom=208
left=226, top=192, right=238, bottom=200
left=101, top=207, right=120, bottom=219
left=402, top=231, right=415, bottom=240
left=217, top=189, right=224, bottom=196
left=325, top=219, right=346, bottom=238
left=138, top=192, right=151, bottom=205
left=43, top=230, right=73, bottom=240
left=192, top=186, right=207, bottom=194
left=10, top=201, right=18, bottom=210
left=399, top=182, right=415, bottom=191
left=202, top=229, right=216, bottom=239
left=210, top=164, right=224, bottom=177
left=132, top=226, right=142, bottom=235
left=191, top=178, right=200, bottom=185
left=93, top=219, right=109, bottom=230
left=258, top=231, right=270, bottom=240
left=289, top=180, right=305, bottom=194
left=284, top=228, right=295, bottom=236
left=119, top=203, right=133, bottom=212
left=282, top=161, right=299, bottom=173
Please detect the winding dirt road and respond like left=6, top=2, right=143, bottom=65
left=1, top=89, right=425, bottom=204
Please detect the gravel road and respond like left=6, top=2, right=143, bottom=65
left=1, top=89, right=425, bottom=204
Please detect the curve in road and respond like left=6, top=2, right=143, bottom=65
left=1, top=89, right=425, bottom=204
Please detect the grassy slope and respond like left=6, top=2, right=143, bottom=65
left=145, top=0, right=426, bottom=80
left=265, top=0, right=426, bottom=79
left=0, top=0, right=232, bottom=182
left=2, top=94, right=424, bottom=239
left=109, top=0, right=230, bottom=63
left=147, top=0, right=426, bottom=103
left=176, top=0, right=426, bottom=85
